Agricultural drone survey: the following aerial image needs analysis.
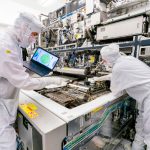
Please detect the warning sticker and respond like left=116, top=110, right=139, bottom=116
left=92, top=106, right=103, bottom=113
left=19, top=103, right=38, bottom=119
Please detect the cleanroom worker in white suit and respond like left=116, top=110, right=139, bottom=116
left=100, top=44, right=150, bottom=150
left=0, top=12, right=66, bottom=150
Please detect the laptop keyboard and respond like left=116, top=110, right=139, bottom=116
left=31, top=63, right=49, bottom=74
left=24, top=61, right=50, bottom=76
left=30, top=62, right=40, bottom=70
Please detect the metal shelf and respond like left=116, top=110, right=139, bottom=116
left=49, top=36, right=150, bottom=59
left=50, top=41, right=135, bottom=53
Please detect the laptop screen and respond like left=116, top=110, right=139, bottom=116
left=32, top=47, right=59, bottom=70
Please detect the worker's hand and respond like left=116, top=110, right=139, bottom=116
left=42, top=76, right=70, bottom=87
left=49, top=72, right=53, bottom=76
left=88, top=74, right=112, bottom=83
left=41, top=77, right=60, bottom=86
left=94, top=74, right=112, bottom=81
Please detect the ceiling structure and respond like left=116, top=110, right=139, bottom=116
left=11, top=0, right=66, bottom=14
left=0, top=0, right=111, bottom=25
left=0, top=0, right=66, bottom=25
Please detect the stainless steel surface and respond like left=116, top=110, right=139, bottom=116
left=18, top=113, right=42, bottom=150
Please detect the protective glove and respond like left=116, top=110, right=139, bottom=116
left=94, top=74, right=112, bottom=81
left=48, top=72, right=53, bottom=76
left=40, top=76, right=69, bottom=88
left=43, top=77, right=64, bottom=85
left=88, top=74, right=112, bottom=83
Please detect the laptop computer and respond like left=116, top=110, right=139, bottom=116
left=23, top=47, right=59, bottom=76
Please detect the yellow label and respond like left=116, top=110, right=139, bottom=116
left=92, top=106, right=103, bottom=113
left=27, top=111, right=38, bottom=119
left=64, top=67, right=70, bottom=70
left=19, top=104, right=38, bottom=119
left=27, top=103, right=38, bottom=110
left=75, top=34, right=81, bottom=39
left=89, top=56, right=95, bottom=63
left=5, top=49, right=11, bottom=54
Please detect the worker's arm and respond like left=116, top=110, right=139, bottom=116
left=94, top=74, right=112, bottom=81
left=0, top=48, right=63, bottom=90
left=88, top=74, right=112, bottom=83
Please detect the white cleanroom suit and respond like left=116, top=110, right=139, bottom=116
left=0, top=12, right=65, bottom=150
left=101, top=44, right=150, bottom=150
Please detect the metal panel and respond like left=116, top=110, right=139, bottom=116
left=18, top=113, right=34, bottom=150
left=18, top=93, right=66, bottom=150
left=96, top=16, right=143, bottom=40
left=86, top=0, right=94, bottom=14
left=91, top=12, right=107, bottom=26
left=139, top=46, right=150, bottom=56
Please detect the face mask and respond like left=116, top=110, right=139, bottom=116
left=19, top=33, right=36, bottom=48
left=29, top=35, right=36, bottom=45
left=102, top=60, right=111, bottom=67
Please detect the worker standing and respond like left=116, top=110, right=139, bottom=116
left=0, top=12, right=66, bottom=150
left=101, top=44, right=150, bottom=150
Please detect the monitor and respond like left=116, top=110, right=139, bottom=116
left=32, top=47, right=59, bottom=70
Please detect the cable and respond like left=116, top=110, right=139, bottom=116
left=63, top=100, right=125, bottom=150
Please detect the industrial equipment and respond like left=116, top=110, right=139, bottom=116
left=18, top=75, right=136, bottom=150
left=17, top=1, right=150, bottom=149
left=40, top=0, right=150, bottom=48
left=96, top=16, right=144, bottom=41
